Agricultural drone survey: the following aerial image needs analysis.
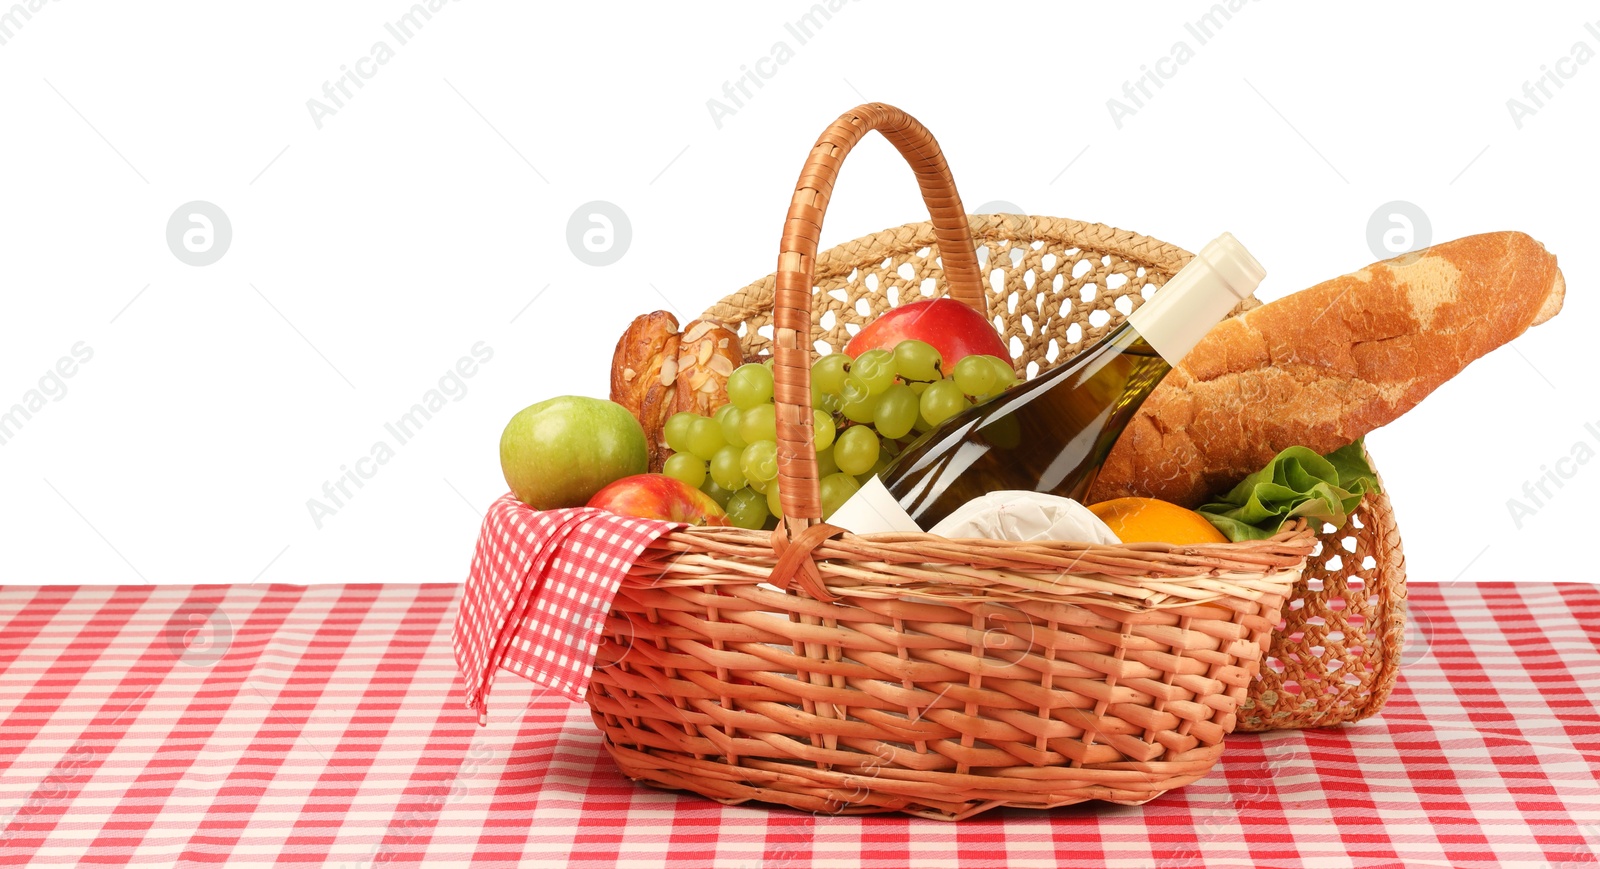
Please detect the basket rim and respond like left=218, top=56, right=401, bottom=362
left=625, top=518, right=1317, bottom=613
left=703, top=213, right=1197, bottom=329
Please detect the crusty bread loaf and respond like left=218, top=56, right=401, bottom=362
left=610, top=311, right=680, bottom=471
left=1087, top=231, right=1566, bottom=507
left=609, top=312, right=743, bottom=472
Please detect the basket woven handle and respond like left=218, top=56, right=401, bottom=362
left=772, top=102, right=984, bottom=530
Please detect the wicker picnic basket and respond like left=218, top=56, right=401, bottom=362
left=584, top=103, right=1402, bottom=820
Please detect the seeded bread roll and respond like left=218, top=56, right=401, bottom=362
left=610, top=312, right=744, bottom=473
left=670, top=319, right=742, bottom=420
left=1087, top=231, right=1566, bottom=507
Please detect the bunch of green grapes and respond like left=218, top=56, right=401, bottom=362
left=661, top=339, right=1016, bottom=529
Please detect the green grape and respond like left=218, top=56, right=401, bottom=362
left=814, top=446, right=840, bottom=478
left=816, top=392, right=843, bottom=415
left=745, top=474, right=769, bottom=494
left=716, top=404, right=747, bottom=448
left=852, top=349, right=896, bottom=395
left=812, top=353, right=852, bottom=395
left=874, top=384, right=919, bottom=439
left=741, top=440, right=779, bottom=483
left=893, top=339, right=943, bottom=382
left=908, top=381, right=930, bottom=396
left=762, top=356, right=775, bottom=372
left=811, top=409, right=836, bottom=450
left=727, top=363, right=775, bottom=410
left=839, top=374, right=872, bottom=406
left=913, top=411, right=934, bottom=434
left=819, top=472, right=861, bottom=519
left=738, top=404, right=777, bottom=444
left=726, top=487, right=770, bottom=530
left=834, top=425, right=880, bottom=475
left=663, top=452, right=707, bottom=488
left=840, top=393, right=876, bottom=424
left=920, top=380, right=970, bottom=427
left=664, top=412, right=698, bottom=453
left=765, top=480, right=784, bottom=519
left=710, top=445, right=746, bottom=491
left=863, top=452, right=894, bottom=483
left=700, top=477, right=734, bottom=508
left=951, top=355, right=998, bottom=397
left=686, top=416, right=726, bottom=460
left=988, top=355, right=1018, bottom=388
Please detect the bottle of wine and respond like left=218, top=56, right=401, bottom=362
left=828, top=233, right=1266, bottom=533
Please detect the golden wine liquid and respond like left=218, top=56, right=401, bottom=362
left=883, top=324, right=1170, bottom=528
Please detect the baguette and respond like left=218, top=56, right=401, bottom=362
left=1087, top=231, right=1566, bottom=507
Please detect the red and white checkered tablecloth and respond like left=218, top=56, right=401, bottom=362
left=2, top=581, right=1597, bottom=868
left=453, top=496, right=677, bottom=718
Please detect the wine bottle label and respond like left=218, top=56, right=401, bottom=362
left=827, top=476, right=924, bottom=534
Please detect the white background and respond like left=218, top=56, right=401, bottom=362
left=1, top=1, right=1594, bottom=588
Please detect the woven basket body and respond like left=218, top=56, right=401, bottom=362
left=589, top=527, right=1312, bottom=820
left=705, top=214, right=1409, bottom=732
left=582, top=104, right=1365, bottom=819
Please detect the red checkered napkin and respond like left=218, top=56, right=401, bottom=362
left=453, top=494, right=678, bottom=720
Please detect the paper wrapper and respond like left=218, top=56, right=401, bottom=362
left=830, top=477, right=1120, bottom=545
left=927, top=490, right=1121, bottom=544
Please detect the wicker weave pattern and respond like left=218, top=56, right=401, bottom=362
left=704, top=214, right=1405, bottom=732
left=1243, top=480, right=1408, bottom=730
left=585, top=103, right=1395, bottom=820
left=588, top=527, right=1312, bottom=820
left=707, top=215, right=1192, bottom=380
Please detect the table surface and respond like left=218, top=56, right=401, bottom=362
left=1, top=581, right=1596, bottom=869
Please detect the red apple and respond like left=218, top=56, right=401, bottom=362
left=844, top=298, right=1010, bottom=366
left=587, top=474, right=729, bottom=526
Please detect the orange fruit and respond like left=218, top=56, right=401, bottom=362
left=1088, top=497, right=1228, bottom=545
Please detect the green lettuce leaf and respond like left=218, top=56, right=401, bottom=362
left=1197, top=440, right=1380, bottom=541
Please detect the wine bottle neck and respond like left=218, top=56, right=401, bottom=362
left=1126, top=233, right=1265, bottom=364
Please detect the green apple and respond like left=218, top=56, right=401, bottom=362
left=500, top=396, right=647, bottom=509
